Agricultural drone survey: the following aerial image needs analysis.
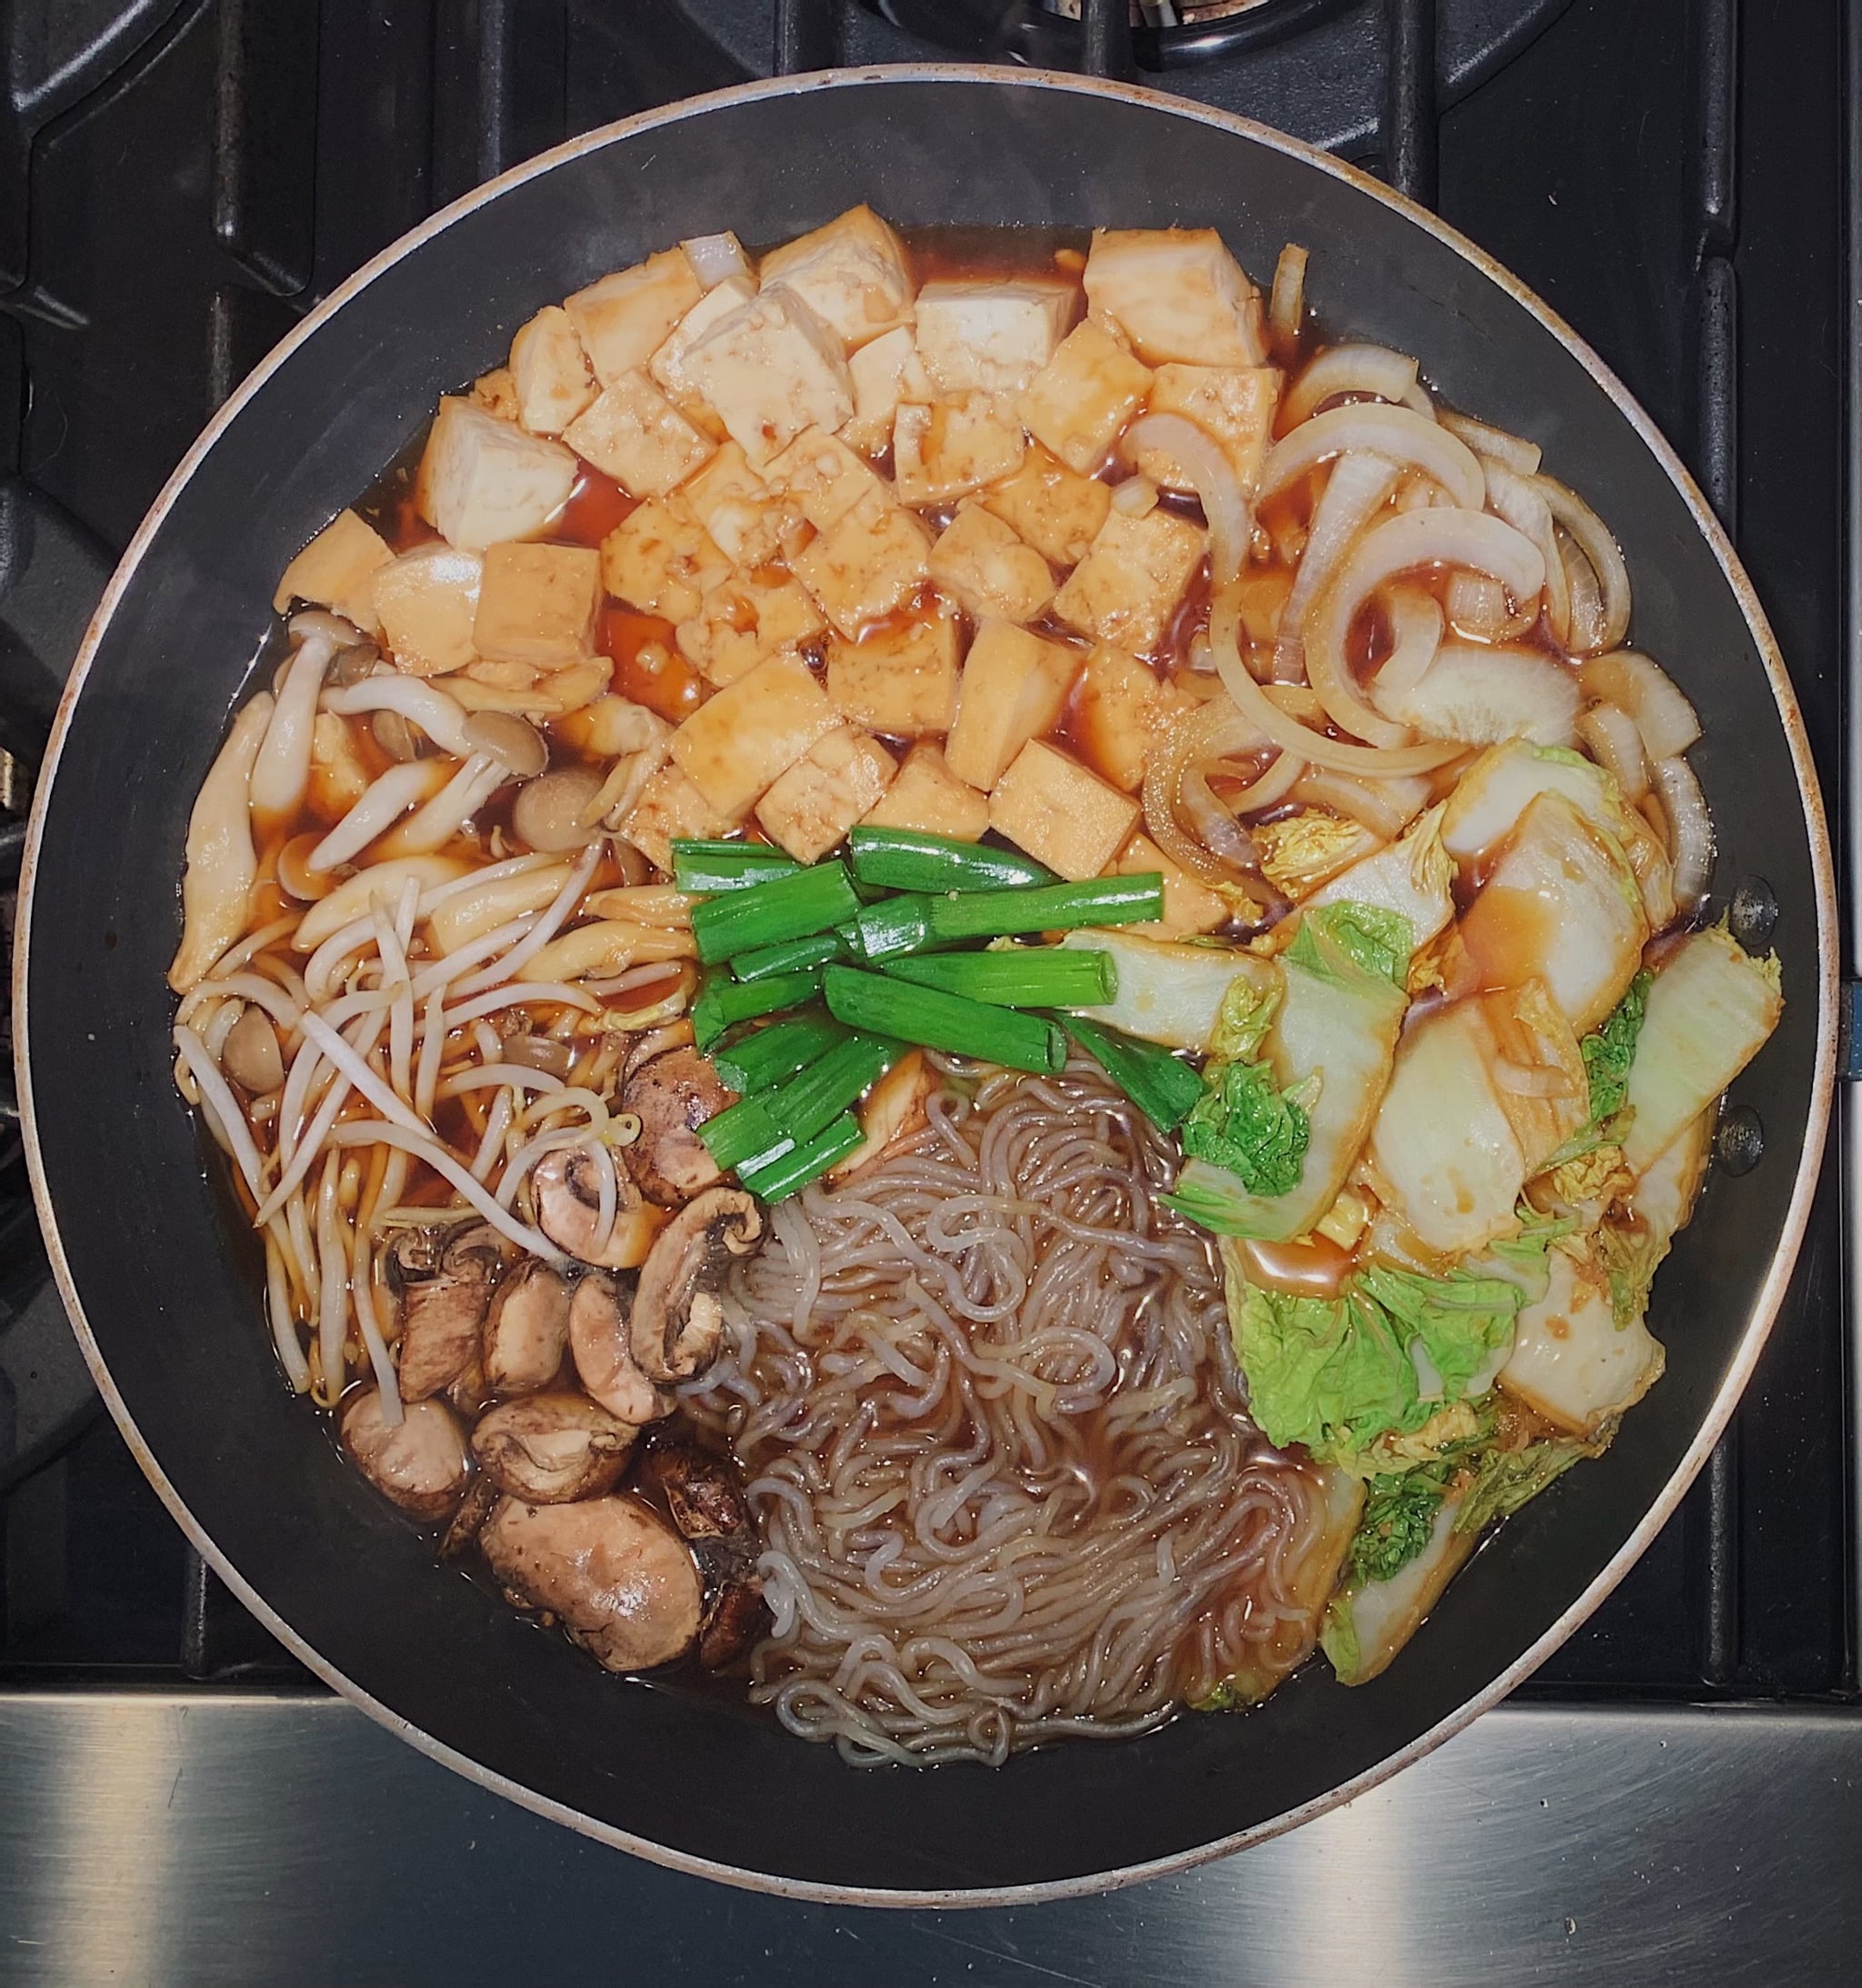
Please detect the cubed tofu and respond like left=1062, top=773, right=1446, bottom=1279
left=914, top=277, right=1077, bottom=396
left=839, top=325, right=928, bottom=455
left=675, top=570, right=826, bottom=687
left=928, top=507, right=1055, bottom=625
left=755, top=726, right=897, bottom=863
left=562, top=373, right=715, bottom=499
left=1052, top=507, right=1207, bottom=653
left=416, top=397, right=576, bottom=552
left=472, top=368, right=519, bottom=422
left=860, top=741, right=989, bottom=841
left=790, top=487, right=932, bottom=640
left=977, top=444, right=1114, bottom=567
left=599, top=498, right=729, bottom=622
left=756, top=205, right=915, bottom=351
left=892, top=393, right=1027, bottom=507
left=676, top=441, right=797, bottom=567
left=1072, top=643, right=1191, bottom=792
left=760, top=427, right=884, bottom=531
left=680, top=285, right=855, bottom=466
left=565, top=247, right=704, bottom=387
left=989, top=739, right=1140, bottom=882
left=472, top=542, right=601, bottom=668
left=1017, top=322, right=1153, bottom=475
left=944, top=619, right=1081, bottom=791
left=1136, top=364, right=1281, bottom=494
left=508, top=305, right=597, bottom=437
left=826, top=608, right=962, bottom=737
left=1114, top=831, right=1229, bottom=937
left=619, top=760, right=740, bottom=873
left=370, top=543, right=483, bottom=677
left=667, top=652, right=840, bottom=817
left=646, top=274, right=756, bottom=404
left=1082, top=227, right=1268, bottom=367
left=273, top=508, right=392, bottom=628
left=679, top=232, right=752, bottom=288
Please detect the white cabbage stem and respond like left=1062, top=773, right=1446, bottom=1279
left=1652, top=753, right=1714, bottom=909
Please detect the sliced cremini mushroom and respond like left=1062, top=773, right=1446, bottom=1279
left=621, top=1046, right=735, bottom=1208
left=437, top=1474, right=499, bottom=1561
left=471, top=1393, right=638, bottom=1503
left=385, top=1220, right=506, bottom=1402
left=640, top=1435, right=770, bottom=1672
left=446, top=1346, right=494, bottom=1421
left=532, top=1147, right=662, bottom=1270
left=479, top=1494, right=703, bottom=1672
left=567, top=1270, right=674, bottom=1426
left=482, top=1259, right=572, bottom=1395
left=339, top=1389, right=470, bottom=1521
left=629, top=1187, right=762, bottom=1384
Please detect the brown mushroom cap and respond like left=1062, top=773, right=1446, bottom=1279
left=629, top=1187, right=763, bottom=1384
left=471, top=1393, right=637, bottom=1503
left=385, top=1220, right=506, bottom=1402
left=640, top=1435, right=768, bottom=1672
left=481, top=1259, right=572, bottom=1395
left=338, top=1390, right=470, bottom=1521
left=567, top=1271, right=674, bottom=1426
left=532, top=1148, right=662, bottom=1271
left=620, top=1047, right=735, bottom=1209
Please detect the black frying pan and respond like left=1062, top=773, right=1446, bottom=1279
left=15, top=69, right=1837, bottom=1904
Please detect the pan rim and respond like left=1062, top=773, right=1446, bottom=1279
left=11, top=61, right=1839, bottom=1910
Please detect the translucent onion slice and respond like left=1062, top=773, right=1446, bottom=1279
left=1292, top=765, right=1430, bottom=838
left=1575, top=700, right=1651, bottom=804
left=681, top=231, right=751, bottom=288
left=1483, top=462, right=1569, bottom=648
left=1122, top=412, right=1248, bottom=586
left=1141, top=696, right=1279, bottom=880
left=1272, top=451, right=1402, bottom=683
left=1439, top=409, right=1543, bottom=477
left=1651, top=753, right=1715, bottom=909
left=1257, top=401, right=1485, bottom=508
left=1283, top=343, right=1420, bottom=427
left=1269, top=243, right=1308, bottom=349
left=1579, top=651, right=1701, bottom=760
left=1536, top=473, right=1633, bottom=651
left=1560, top=528, right=1608, bottom=655
left=1371, top=585, right=1445, bottom=704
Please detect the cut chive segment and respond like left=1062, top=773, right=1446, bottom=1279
left=691, top=861, right=861, bottom=965
left=825, top=966, right=1066, bottom=1075
left=691, top=968, right=822, bottom=1050
left=1058, top=1014, right=1205, bottom=1132
left=883, top=946, right=1116, bottom=1008
left=923, top=873, right=1165, bottom=945
left=847, top=828, right=1056, bottom=894
left=732, top=929, right=850, bottom=982
left=705, top=1030, right=903, bottom=1172
left=843, top=896, right=934, bottom=963
left=738, top=1113, right=864, bottom=1203
left=696, top=1093, right=795, bottom=1174
left=671, top=839, right=801, bottom=893
left=710, top=1013, right=848, bottom=1095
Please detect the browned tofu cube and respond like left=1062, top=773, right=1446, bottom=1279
left=892, top=392, right=1027, bottom=507
left=599, top=498, right=729, bottom=622
left=755, top=727, right=897, bottom=863
left=471, top=368, right=520, bottom=421
left=1082, top=228, right=1268, bottom=368
left=667, top=653, right=840, bottom=817
left=944, top=620, right=1081, bottom=791
left=761, top=427, right=884, bottom=531
left=563, top=373, right=715, bottom=498
left=928, top=507, right=1055, bottom=625
left=416, top=397, right=577, bottom=551
left=1135, top=365, right=1282, bottom=495
left=680, top=285, right=855, bottom=466
left=790, top=488, right=932, bottom=640
left=508, top=305, right=597, bottom=437
left=675, top=570, right=826, bottom=687
left=914, top=278, right=1077, bottom=396
left=1115, top=830, right=1229, bottom=937
left=274, top=509, right=393, bottom=629
left=565, top=248, right=704, bottom=387
left=989, top=740, right=1140, bottom=882
left=756, top=206, right=915, bottom=350
left=826, top=608, right=961, bottom=737
left=977, top=444, right=1114, bottom=569
left=1071, top=643, right=1196, bottom=792
left=838, top=325, right=928, bottom=455
left=1017, top=323, right=1153, bottom=475
left=860, top=742, right=989, bottom=842
left=676, top=441, right=798, bottom=567
left=619, top=760, right=741, bottom=873
left=370, top=543, right=482, bottom=677
left=472, top=542, right=600, bottom=668
left=1052, top=507, right=1206, bottom=653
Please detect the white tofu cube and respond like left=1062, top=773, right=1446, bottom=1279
left=565, top=247, right=704, bottom=387
left=599, top=498, right=729, bottom=623
left=675, top=570, right=826, bottom=687
left=1072, top=643, right=1193, bottom=791
left=826, top=607, right=962, bottom=738
left=838, top=325, right=928, bottom=456
left=1136, top=364, right=1281, bottom=495
left=892, top=392, right=1027, bottom=507
left=508, top=305, right=597, bottom=437
left=679, top=284, right=855, bottom=466
left=760, top=427, right=884, bottom=531
left=928, top=506, right=1055, bottom=625
left=472, top=542, right=600, bottom=668
left=675, top=441, right=798, bottom=567
left=914, top=277, right=1078, bottom=396
left=943, top=619, right=1081, bottom=791
left=667, top=653, right=840, bottom=818
left=861, top=741, right=989, bottom=842
left=619, top=761, right=741, bottom=873
left=273, top=509, right=392, bottom=629
left=756, top=726, right=897, bottom=863
left=471, top=368, right=519, bottom=421
left=977, top=443, right=1113, bottom=567
left=790, top=487, right=932, bottom=640
left=1082, top=227, right=1268, bottom=367
left=416, top=397, right=576, bottom=551
left=1052, top=507, right=1206, bottom=652
left=562, top=373, right=715, bottom=499
left=756, top=205, right=915, bottom=350
left=679, top=232, right=753, bottom=287
left=1114, top=831, right=1229, bottom=937
left=1017, top=322, right=1153, bottom=475
left=370, top=544, right=483, bottom=677
left=646, top=275, right=756, bottom=403
left=988, top=739, right=1140, bottom=882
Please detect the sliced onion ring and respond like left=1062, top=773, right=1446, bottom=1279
left=1283, top=343, right=1420, bottom=428
left=1272, top=451, right=1401, bottom=683
left=1439, top=409, right=1542, bottom=476
left=1142, top=697, right=1280, bottom=880
left=1122, top=412, right=1248, bottom=587
left=1269, top=244, right=1308, bottom=350
left=1483, top=462, right=1570, bottom=649
left=1651, top=753, right=1714, bottom=909
left=1258, top=401, right=1484, bottom=509
left=1536, top=472, right=1633, bottom=651
left=1371, top=585, right=1445, bottom=705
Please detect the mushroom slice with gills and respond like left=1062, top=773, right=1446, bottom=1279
left=630, top=1187, right=764, bottom=1385
left=471, top=1393, right=638, bottom=1503
left=481, top=1258, right=573, bottom=1394
left=385, top=1220, right=507, bottom=1402
left=533, top=1147, right=663, bottom=1270
left=568, top=1270, right=674, bottom=1425
left=339, top=1389, right=471, bottom=1521
left=479, top=1495, right=703, bottom=1672
left=621, top=1045, right=735, bottom=1208
left=639, top=1435, right=770, bottom=1671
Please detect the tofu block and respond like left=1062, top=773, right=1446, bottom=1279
left=790, top=487, right=932, bottom=640
left=756, top=205, right=915, bottom=350
left=676, top=441, right=798, bottom=567
left=914, top=277, right=1077, bottom=396
left=892, top=392, right=1027, bottom=506
left=1115, top=831, right=1229, bottom=937
left=977, top=444, right=1113, bottom=567
left=1052, top=507, right=1207, bottom=653
left=1082, top=227, right=1268, bottom=367
left=416, top=398, right=576, bottom=552
left=1136, top=364, right=1281, bottom=495
left=599, top=498, right=729, bottom=622
left=756, top=726, right=897, bottom=863
left=471, top=368, right=520, bottom=421
left=928, top=506, right=1055, bottom=625
left=944, top=619, right=1081, bottom=791
left=826, top=608, right=962, bottom=737
left=562, top=373, right=715, bottom=499
left=1072, top=642, right=1192, bottom=792
left=1018, top=322, right=1153, bottom=475
left=619, top=760, right=740, bottom=873
left=667, top=652, right=840, bottom=817
left=370, top=543, right=483, bottom=677
left=472, top=542, right=600, bottom=668
left=989, top=739, right=1140, bottom=882
left=565, top=248, right=704, bottom=387
left=679, top=232, right=752, bottom=288
left=839, top=325, right=928, bottom=455
left=675, top=570, right=826, bottom=687
left=760, top=427, right=884, bottom=531
left=646, top=274, right=756, bottom=406
left=861, top=741, right=989, bottom=841
left=679, top=284, right=855, bottom=466
left=508, top=305, right=597, bottom=437
left=273, top=508, right=392, bottom=628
